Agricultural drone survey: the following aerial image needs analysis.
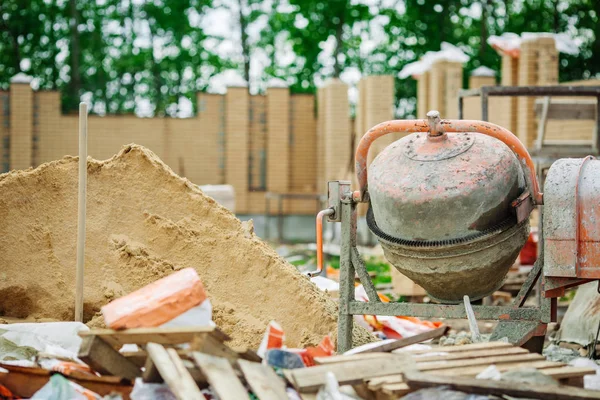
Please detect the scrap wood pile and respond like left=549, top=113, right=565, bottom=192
left=2, top=322, right=599, bottom=399
left=0, top=268, right=600, bottom=399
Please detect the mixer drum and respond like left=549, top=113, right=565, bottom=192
left=368, top=131, right=530, bottom=303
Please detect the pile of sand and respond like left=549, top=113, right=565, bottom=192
left=0, top=144, right=372, bottom=349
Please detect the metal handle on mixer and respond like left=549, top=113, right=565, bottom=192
left=308, top=207, right=335, bottom=278
left=354, top=115, right=543, bottom=205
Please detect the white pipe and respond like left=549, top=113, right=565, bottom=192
left=75, top=102, right=88, bottom=322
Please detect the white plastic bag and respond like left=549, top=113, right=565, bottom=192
left=130, top=378, right=177, bottom=400
left=31, top=374, right=100, bottom=400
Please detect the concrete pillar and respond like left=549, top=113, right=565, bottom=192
left=9, top=73, right=34, bottom=170
left=225, top=86, right=249, bottom=213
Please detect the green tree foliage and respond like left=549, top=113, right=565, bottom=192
left=0, top=0, right=598, bottom=117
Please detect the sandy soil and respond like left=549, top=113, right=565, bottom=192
left=0, top=144, right=373, bottom=349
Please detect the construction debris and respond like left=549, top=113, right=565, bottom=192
left=0, top=144, right=373, bottom=349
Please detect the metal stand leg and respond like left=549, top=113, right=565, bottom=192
left=337, top=200, right=356, bottom=353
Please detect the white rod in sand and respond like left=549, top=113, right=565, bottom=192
left=75, top=102, right=88, bottom=322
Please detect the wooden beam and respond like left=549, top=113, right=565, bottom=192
left=78, top=335, right=140, bottom=381
left=237, top=359, right=288, bottom=400
left=286, top=354, right=417, bottom=393
left=146, top=343, right=205, bottom=400
left=191, top=334, right=239, bottom=363
left=193, top=352, right=249, bottom=400
left=412, top=346, right=528, bottom=363
left=79, top=326, right=229, bottom=347
left=534, top=100, right=596, bottom=120
left=404, top=371, right=600, bottom=400
left=346, top=325, right=449, bottom=355
left=398, top=341, right=513, bottom=355
left=418, top=353, right=544, bottom=371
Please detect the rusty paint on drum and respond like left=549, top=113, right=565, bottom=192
left=368, top=130, right=529, bottom=303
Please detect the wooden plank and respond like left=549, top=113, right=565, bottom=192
left=146, top=343, right=206, bottom=400
left=434, top=360, right=566, bottom=377
left=78, top=335, right=140, bottom=381
left=418, top=353, right=544, bottom=371
left=286, top=354, right=417, bottom=393
left=381, top=382, right=410, bottom=396
left=404, top=371, right=600, bottom=400
left=80, top=326, right=229, bottom=347
left=397, top=341, right=513, bottom=355
left=534, top=101, right=596, bottom=121
left=412, top=346, right=528, bottom=362
left=347, top=325, right=449, bottom=355
left=541, top=367, right=597, bottom=380
left=193, top=352, right=248, bottom=400
left=315, top=352, right=394, bottom=365
left=237, top=359, right=288, bottom=400
left=191, top=333, right=239, bottom=363
left=142, top=354, right=162, bottom=383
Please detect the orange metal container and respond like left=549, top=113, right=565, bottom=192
left=544, top=157, right=600, bottom=279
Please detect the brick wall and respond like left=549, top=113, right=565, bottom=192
left=10, top=82, right=33, bottom=170
left=3, top=78, right=325, bottom=215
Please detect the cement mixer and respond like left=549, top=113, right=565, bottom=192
left=316, top=111, right=600, bottom=353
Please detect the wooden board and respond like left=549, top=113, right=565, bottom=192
left=193, top=352, right=249, bottom=400
left=286, top=354, right=417, bottom=393
left=237, top=359, right=288, bottom=400
left=146, top=343, right=206, bottom=400
left=80, top=326, right=229, bottom=347
left=433, top=360, right=566, bottom=377
left=191, top=333, right=240, bottom=363
left=347, top=325, right=449, bottom=355
left=404, top=371, right=600, bottom=400
left=315, top=352, right=395, bottom=365
left=418, top=352, right=545, bottom=371
left=411, top=346, right=528, bottom=362
left=534, top=100, right=596, bottom=121
left=78, top=335, right=140, bottom=381
left=397, top=341, right=513, bottom=355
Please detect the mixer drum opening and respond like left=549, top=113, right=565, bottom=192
left=367, top=131, right=530, bottom=303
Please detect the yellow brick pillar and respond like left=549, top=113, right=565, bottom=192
left=225, top=86, right=249, bottom=213
left=316, top=88, right=326, bottom=194
left=363, top=75, right=395, bottom=151
left=355, top=75, right=395, bottom=216
left=323, top=79, right=351, bottom=184
left=537, top=37, right=559, bottom=85
left=266, top=86, right=290, bottom=203
left=517, top=39, right=539, bottom=148
left=289, top=94, right=317, bottom=214
left=9, top=74, right=34, bottom=170
left=444, top=62, right=463, bottom=119
left=499, top=54, right=519, bottom=133
left=463, top=70, right=496, bottom=121
left=428, top=62, right=446, bottom=115
left=416, top=71, right=430, bottom=119
left=469, top=75, right=496, bottom=89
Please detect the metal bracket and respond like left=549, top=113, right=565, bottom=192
left=327, top=181, right=350, bottom=222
